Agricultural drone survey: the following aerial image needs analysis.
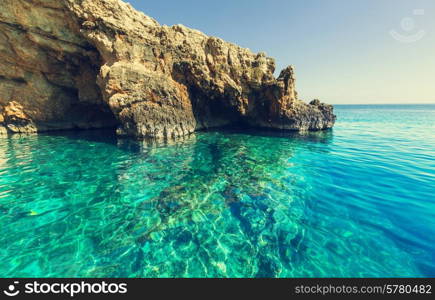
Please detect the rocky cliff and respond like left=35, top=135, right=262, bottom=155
left=0, top=0, right=336, bottom=138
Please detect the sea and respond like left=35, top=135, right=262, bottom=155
left=0, top=104, right=434, bottom=277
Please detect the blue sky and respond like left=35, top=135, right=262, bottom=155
left=127, top=0, right=434, bottom=104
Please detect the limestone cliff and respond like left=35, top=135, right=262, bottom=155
left=0, top=0, right=336, bottom=138
left=0, top=0, right=117, bottom=134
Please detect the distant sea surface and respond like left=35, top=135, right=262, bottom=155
left=0, top=104, right=434, bottom=277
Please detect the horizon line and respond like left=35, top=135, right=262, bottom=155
left=330, top=102, right=435, bottom=105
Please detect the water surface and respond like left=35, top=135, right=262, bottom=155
left=0, top=104, right=434, bottom=277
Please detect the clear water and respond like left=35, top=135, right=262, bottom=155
left=0, top=104, right=434, bottom=278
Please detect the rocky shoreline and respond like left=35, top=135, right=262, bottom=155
left=0, top=0, right=336, bottom=139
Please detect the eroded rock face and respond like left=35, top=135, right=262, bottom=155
left=1, top=101, right=37, bottom=133
left=0, top=0, right=118, bottom=134
left=0, top=0, right=335, bottom=138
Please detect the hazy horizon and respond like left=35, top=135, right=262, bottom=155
left=127, top=0, right=434, bottom=105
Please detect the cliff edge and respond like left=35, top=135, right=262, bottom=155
left=0, top=0, right=336, bottom=138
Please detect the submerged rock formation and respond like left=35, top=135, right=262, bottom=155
left=0, top=0, right=335, bottom=138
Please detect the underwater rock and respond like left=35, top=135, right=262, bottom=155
left=0, top=0, right=336, bottom=138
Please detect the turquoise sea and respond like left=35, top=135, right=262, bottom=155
left=0, top=104, right=434, bottom=277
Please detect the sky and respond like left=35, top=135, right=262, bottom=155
left=127, top=0, right=435, bottom=104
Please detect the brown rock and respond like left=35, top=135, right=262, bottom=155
left=0, top=0, right=118, bottom=132
left=310, top=99, right=321, bottom=106
left=2, top=101, right=37, bottom=133
left=0, top=109, right=5, bottom=135
left=0, top=0, right=336, bottom=139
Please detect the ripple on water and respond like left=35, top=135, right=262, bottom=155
left=0, top=105, right=434, bottom=277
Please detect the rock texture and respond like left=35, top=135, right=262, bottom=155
left=0, top=0, right=335, bottom=138
left=0, top=0, right=117, bottom=134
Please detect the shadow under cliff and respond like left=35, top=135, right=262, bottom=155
left=37, top=125, right=334, bottom=151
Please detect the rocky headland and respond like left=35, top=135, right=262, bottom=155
left=0, top=0, right=336, bottom=139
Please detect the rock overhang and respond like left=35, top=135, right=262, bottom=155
left=0, top=0, right=336, bottom=139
